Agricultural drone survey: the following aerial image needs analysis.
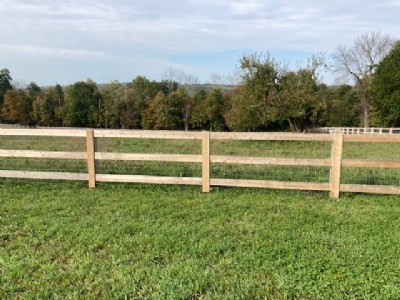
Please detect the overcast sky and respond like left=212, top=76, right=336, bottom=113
left=1, top=0, right=399, bottom=86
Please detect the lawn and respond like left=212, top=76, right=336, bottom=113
left=1, top=181, right=400, bottom=299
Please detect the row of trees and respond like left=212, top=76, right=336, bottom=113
left=0, top=32, right=398, bottom=131
left=0, top=74, right=228, bottom=131
left=0, top=70, right=363, bottom=132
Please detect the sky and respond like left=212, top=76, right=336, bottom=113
left=1, top=0, right=399, bottom=87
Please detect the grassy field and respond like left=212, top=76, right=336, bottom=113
left=1, top=180, right=400, bottom=299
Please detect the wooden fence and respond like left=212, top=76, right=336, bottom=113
left=322, top=127, right=400, bottom=134
left=1, top=128, right=400, bottom=198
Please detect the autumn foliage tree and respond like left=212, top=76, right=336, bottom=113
left=2, top=89, right=33, bottom=125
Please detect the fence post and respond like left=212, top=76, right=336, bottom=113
left=86, top=129, right=96, bottom=188
left=329, top=132, right=344, bottom=199
left=202, top=131, right=210, bottom=193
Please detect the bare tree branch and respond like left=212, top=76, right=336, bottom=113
left=331, top=31, right=394, bottom=127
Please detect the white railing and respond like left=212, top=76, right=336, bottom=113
left=322, top=127, right=400, bottom=134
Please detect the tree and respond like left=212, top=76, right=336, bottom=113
left=191, top=89, right=226, bottom=131
left=190, top=90, right=209, bottom=130
left=0, top=68, right=13, bottom=113
left=26, top=82, right=41, bottom=98
left=142, top=90, right=186, bottom=130
left=101, top=81, right=124, bottom=128
left=182, top=96, right=194, bottom=131
left=40, top=85, right=64, bottom=126
left=159, top=80, right=178, bottom=95
left=27, top=82, right=44, bottom=125
left=2, top=90, right=20, bottom=124
left=371, top=41, right=400, bottom=126
left=225, top=53, right=279, bottom=131
left=162, top=68, right=185, bottom=93
left=276, top=67, right=326, bottom=132
left=161, top=68, right=199, bottom=96
left=128, top=76, right=158, bottom=128
left=1, top=89, right=33, bottom=125
left=53, top=84, right=64, bottom=126
left=141, top=91, right=165, bottom=129
left=331, top=31, right=393, bottom=127
left=63, top=80, right=101, bottom=127
left=322, top=85, right=360, bottom=127
left=225, top=89, right=265, bottom=131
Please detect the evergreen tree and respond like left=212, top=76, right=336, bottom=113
left=371, top=41, right=400, bottom=126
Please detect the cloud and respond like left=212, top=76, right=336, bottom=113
left=0, top=44, right=108, bottom=59
left=229, top=1, right=266, bottom=16
left=2, top=0, right=398, bottom=53
left=0, top=0, right=399, bottom=85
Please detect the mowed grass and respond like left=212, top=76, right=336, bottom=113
left=1, top=181, right=400, bottom=299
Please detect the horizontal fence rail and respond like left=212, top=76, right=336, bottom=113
left=322, top=127, right=400, bottom=135
left=1, top=128, right=400, bottom=198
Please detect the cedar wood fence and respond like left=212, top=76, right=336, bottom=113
left=1, top=128, right=400, bottom=199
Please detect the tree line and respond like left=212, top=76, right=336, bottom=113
left=1, top=32, right=399, bottom=131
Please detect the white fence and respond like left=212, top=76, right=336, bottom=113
left=322, top=127, right=400, bottom=134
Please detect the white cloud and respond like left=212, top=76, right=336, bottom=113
left=0, top=44, right=108, bottom=59
left=0, top=0, right=399, bottom=85
left=229, top=1, right=266, bottom=16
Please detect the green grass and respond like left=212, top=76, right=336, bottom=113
left=1, top=181, right=400, bottom=299
left=210, top=140, right=332, bottom=158
left=0, top=136, right=87, bottom=152
left=1, top=135, right=399, bottom=159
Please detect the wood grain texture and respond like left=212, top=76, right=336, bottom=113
left=202, top=131, right=210, bottom=193
left=0, top=128, right=86, bottom=137
left=95, top=152, right=201, bottom=162
left=0, top=150, right=86, bottom=159
left=329, top=133, right=344, bottom=199
left=211, top=156, right=331, bottom=166
left=96, top=174, right=202, bottom=185
left=340, top=184, right=400, bottom=195
left=94, top=129, right=202, bottom=139
left=86, top=129, right=96, bottom=188
left=0, top=170, right=87, bottom=180
left=210, top=132, right=332, bottom=141
left=210, top=178, right=330, bottom=191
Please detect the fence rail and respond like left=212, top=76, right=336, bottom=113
left=322, top=127, right=400, bottom=134
left=1, top=128, right=400, bottom=198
